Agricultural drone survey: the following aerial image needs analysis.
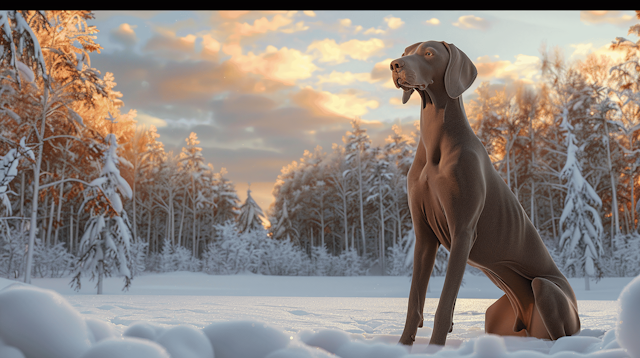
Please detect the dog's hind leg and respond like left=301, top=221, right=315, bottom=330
left=485, top=294, right=527, bottom=337
left=530, top=277, right=581, bottom=340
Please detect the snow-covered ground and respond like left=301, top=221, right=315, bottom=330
left=0, top=272, right=638, bottom=357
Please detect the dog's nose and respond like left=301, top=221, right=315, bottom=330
left=390, top=58, right=404, bottom=71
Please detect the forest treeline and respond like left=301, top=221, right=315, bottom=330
left=1, top=11, right=639, bottom=291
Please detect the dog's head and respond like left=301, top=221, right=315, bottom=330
left=390, top=41, right=477, bottom=107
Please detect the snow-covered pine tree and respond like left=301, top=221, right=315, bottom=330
left=71, top=131, right=134, bottom=294
left=237, top=184, right=265, bottom=233
left=212, top=168, right=240, bottom=225
left=558, top=106, right=605, bottom=290
left=310, top=244, right=332, bottom=275
left=271, top=199, right=298, bottom=243
left=179, top=132, right=208, bottom=256
left=0, top=138, right=34, bottom=215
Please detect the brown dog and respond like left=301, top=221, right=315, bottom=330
left=390, top=41, right=581, bottom=348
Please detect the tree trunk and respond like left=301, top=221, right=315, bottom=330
left=529, top=107, right=536, bottom=229
left=506, top=141, right=511, bottom=190
left=53, top=161, right=67, bottom=246
left=623, top=204, right=631, bottom=235
left=165, top=213, right=170, bottom=245
left=632, top=168, right=636, bottom=233
left=69, top=205, right=74, bottom=254
left=530, top=180, right=536, bottom=228
left=97, top=258, right=104, bottom=295
left=584, top=275, right=590, bottom=291
left=75, top=207, right=80, bottom=253
left=356, top=149, right=366, bottom=255
left=319, top=186, right=325, bottom=248
left=342, top=189, right=348, bottom=252
left=378, top=179, right=385, bottom=276
left=20, top=172, right=25, bottom=236
left=46, top=188, right=55, bottom=247
left=191, top=177, right=197, bottom=257
left=604, top=120, right=619, bottom=251
left=146, top=208, right=152, bottom=257
left=24, top=95, right=47, bottom=283
left=132, top=175, right=137, bottom=241
left=548, top=184, right=557, bottom=245
left=178, top=204, right=186, bottom=247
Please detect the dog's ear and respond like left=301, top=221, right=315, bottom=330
left=442, top=42, right=477, bottom=99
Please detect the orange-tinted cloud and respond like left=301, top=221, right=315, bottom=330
left=218, top=11, right=251, bottom=20
left=384, top=15, right=405, bottom=30
left=230, top=45, right=319, bottom=86
left=143, top=28, right=197, bottom=60
left=316, top=71, right=378, bottom=85
left=475, top=54, right=540, bottom=82
left=424, top=18, right=440, bottom=26
left=580, top=11, right=635, bottom=26
left=110, top=23, right=137, bottom=47
left=307, top=38, right=386, bottom=64
left=232, top=13, right=294, bottom=38
left=292, top=87, right=379, bottom=118
left=453, top=15, right=490, bottom=30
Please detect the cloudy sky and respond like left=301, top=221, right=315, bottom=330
left=86, top=10, right=637, bottom=219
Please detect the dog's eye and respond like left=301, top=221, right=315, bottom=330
left=425, top=52, right=432, bottom=56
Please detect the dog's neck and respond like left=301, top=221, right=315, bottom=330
left=419, top=88, right=476, bottom=165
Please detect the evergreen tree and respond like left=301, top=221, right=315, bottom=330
left=558, top=105, right=605, bottom=289
left=237, top=184, right=265, bottom=233
left=179, top=132, right=208, bottom=256
left=271, top=199, right=297, bottom=243
left=0, top=138, right=33, bottom=215
left=71, top=132, right=134, bottom=294
left=213, top=168, right=240, bottom=225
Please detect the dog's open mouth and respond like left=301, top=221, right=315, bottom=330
left=397, top=79, right=422, bottom=104
left=396, top=78, right=419, bottom=90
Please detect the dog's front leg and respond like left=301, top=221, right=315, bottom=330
left=399, top=223, right=439, bottom=347
left=428, top=151, right=485, bottom=346
left=429, top=230, right=473, bottom=346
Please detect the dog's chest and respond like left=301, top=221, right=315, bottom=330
left=410, top=165, right=453, bottom=250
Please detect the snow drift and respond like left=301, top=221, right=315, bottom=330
left=0, top=275, right=639, bottom=358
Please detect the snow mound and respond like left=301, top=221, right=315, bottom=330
left=80, top=337, right=170, bottom=358
left=473, top=334, right=508, bottom=357
left=548, top=336, right=601, bottom=355
left=617, top=274, right=640, bottom=358
left=265, top=343, right=335, bottom=358
left=85, top=317, right=117, bottom=343
left=0, top=284, right=92, bottom=358
left=299, top=329, right=351, bottom=354
left=202, top=320, right=290, bottom=358
left=0, top=345, right=26, bottom=358
left=335, top=340, right=408, bottom=358
left=124, top=321, right=167, bottom=341
left=155, top=325, right=214, bottom=358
